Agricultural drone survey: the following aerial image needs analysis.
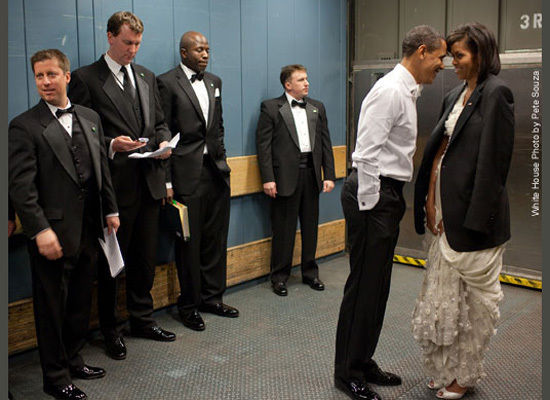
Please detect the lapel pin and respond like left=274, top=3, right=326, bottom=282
left=313, top=109, right=317, bottom=113
left=210, top=83, right=214, bottom=87
left=140, top=72, right=144, bottom=77
left=92, top=126, right=96, bottom=132
left=467, top=102, right=472, bottom=106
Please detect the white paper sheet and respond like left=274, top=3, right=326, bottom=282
left=128, top=133, right=180, bottom=159
left=98, top=228, right=125, bottom=278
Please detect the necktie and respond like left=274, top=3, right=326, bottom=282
left=291, top=99, right=307, bottom=109
left=55, top=105, right=74, bottom=119
left=120, top=66, right=136, bottom=99
left=190, top=72, right=204, bottom=83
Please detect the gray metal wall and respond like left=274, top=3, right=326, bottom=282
left=350, top=0, right=542, bottom=274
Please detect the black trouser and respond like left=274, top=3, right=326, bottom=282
left=97, top=180, right=160, bottom=335
left=175, top=156, right=230, bottom=314
left=30, top=218, right=98, bottom=387
left=334, top=170, right=406, bottom=380
left=270, top=162, right=320, bottom=284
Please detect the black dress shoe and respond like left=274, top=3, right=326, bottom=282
left=302, top=277, right=325, bottom=291
left=199, top=303, right=239, bottom=318
left=70, top=365, right=106, bottom=380
left=43, top=383, right=87, bottom=399
left=334, top=376, right=381, bottom=400
left=363, top=364, right=402, bottom=386
left=180, top=310, right=206, bottom=331
left=104, top=335, right=126, bottom=360
left=132, top=326, right=176, bottom=342
left=272, top=282, right=288, bottom=296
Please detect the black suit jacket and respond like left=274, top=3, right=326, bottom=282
left=414, top=74, right=515, bottom=252
left=256, top=94, right=336, bottom=196
left=9, top=100, right=118, bottom=257
left=68, top=56, right=171, bottom=206
left=157, top=67, right=230, bottom=196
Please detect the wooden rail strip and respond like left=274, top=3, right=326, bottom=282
left=228, top=145, right=346, bottom=197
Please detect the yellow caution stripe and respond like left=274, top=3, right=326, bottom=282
left=393, top=254, right=426, bottom=268
left=393, top=254, right=542, bottom=291
left=498, top=273, right=542, bottom=290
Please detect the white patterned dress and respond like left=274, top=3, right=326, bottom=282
left=411, top=88, right=505, bottom=388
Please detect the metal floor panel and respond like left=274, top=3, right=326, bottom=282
left=9, top=254, right=542, bottom=399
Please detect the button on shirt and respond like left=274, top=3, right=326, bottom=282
left=285, top=92, right=311, bottom=153
left=352, top=63, right=421, bottom=210
left=47, top=101, right=73, bottom=136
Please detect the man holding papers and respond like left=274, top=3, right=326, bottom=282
left=157, top=31, right=238, bottom=331
left=69, top=11, right=176, bottom=360
left=9, top=48, right=119, bottom=400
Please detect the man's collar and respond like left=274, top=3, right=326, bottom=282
left=105, top=52, right=131, bottom=75
left=285, top=92, right=305, bottom=105
left=45, top=99, right=72, bottom=117
left=395, top=63, right=422, bottom=98
left=180, top=63, right=201, bottom=80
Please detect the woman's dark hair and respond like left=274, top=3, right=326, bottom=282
left=446, top=22, right=501, bottom=83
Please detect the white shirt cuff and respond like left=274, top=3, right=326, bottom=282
left=105, top=213, right=119, bottom=218
left=357, top=192, right=380, bottom=210
left=166, top=182, right=173, bottom=189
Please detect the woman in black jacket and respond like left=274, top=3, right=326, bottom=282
left=411, top=23, right=514, bottom=399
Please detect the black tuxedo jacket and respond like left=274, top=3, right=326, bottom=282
left=157, top=67, right=230, bottom=196
left=414, top=74, right=515, bottom=252
left=9, top=100, right=118, bottom=257
left=256, top=94, right=336, bottom=196
left=68, top=56, right=171, bottom=206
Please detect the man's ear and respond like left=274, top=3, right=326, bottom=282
left=417, top=44, right=427, bottom=59
left=180, top=48, right=187, bottom=60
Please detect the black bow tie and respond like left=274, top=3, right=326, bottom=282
left=190, top=72, right=204, bottom=83
left=291, top=100, right=306, bottom=108
left=55, top=106, right=74, bottom=118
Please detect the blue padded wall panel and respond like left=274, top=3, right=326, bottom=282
left=211, top=0, right=242, bottom=157
left=227, top=197, right=244, bottom=248
left=93, top=0, right=133, bottom=60
left=241, top=0, right=268, bottom=155
left=134, top=0, right=175, bottom=74
left=8, top=0, right=348, bottom=303
left=294, top=0, right=320, bottom=100
left=76, top=0, right=95, bottom=68
left=318, top=179, right=344, bottom=223
left=241, top=193, right=272, bottom=242
left=8, top=0, right=28, bottom=122
left=24, top=0, right=79, bottom=106
left=266, top=0, right=294, bottom=97
left=320, top=0, right=346, bottom=146
left=172, top=0, right=211, bottom=61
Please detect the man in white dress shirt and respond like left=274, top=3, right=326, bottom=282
left=256, top=65, right=336, bottom=297
left=334, top=26, right=447, bottom=400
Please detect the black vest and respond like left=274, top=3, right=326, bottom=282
left=64, top=117, right=101, bottom=232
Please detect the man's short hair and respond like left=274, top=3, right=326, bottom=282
left=107, top=11, right=144, bottom=35
left=30, top=49, right=70, bottom=73
left=446, top=22, right=501, bottom=83
left=402, top=25, right=444, bottom=58
left=280, top=64, right=307, bottom=87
